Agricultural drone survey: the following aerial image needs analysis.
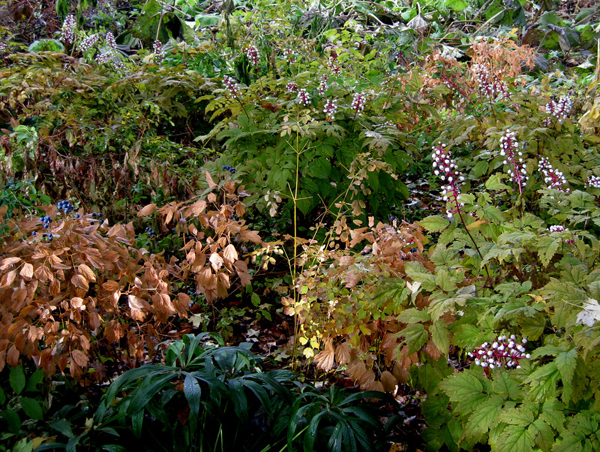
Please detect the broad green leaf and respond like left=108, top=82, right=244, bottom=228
left=451, top=324, right=481, bottom=349
left=465, top=396, right=504, bottom=438
left=495, top=425, right=535, bottom=452
left=524, top=362, right=561, bottom=401
left=493, top=370, right=521, bottom=401
left=531, top=345, right=565, bottom=359
left=518, top=313, right=547, bottom=341
left=499, top=407, right=535, bottom=426
left=445, top=0, right=468, bottom=11
left=404, top=262, right=437, bottom=292
left=397, top=308, right=430, bottom=324
left=439, top=371, right=488, bottom=413
left=20, top=397, right=44, bottom=420
left=486, top=174, right=511, bottom=191
left=127, top=373, right=176, bottom=414
left=538, top=237, right=561, bottom=267
left=529, top=418, right=555, bottom=451
left=2, top=409, right=21, bottom=434
left=555, top=349, right=578, bottom=386
left=419, top=215, right=450, bottom=233
left=183, top=373, right=201, bottom=430
left=552, top=431, right=586, bottom=452
left=431, top=320, right=450, bottom=355
left=50, top=419, right=75, bottom=439
left=10, top=366, right=26, bottom=395
left=539, top=399, right=566, bottom=432
left=25, top=369, right=45, bottom=393
left=399, top=323, right=429, bottom=355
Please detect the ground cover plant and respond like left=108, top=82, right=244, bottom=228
left=1, top=0, right=600, bottom=450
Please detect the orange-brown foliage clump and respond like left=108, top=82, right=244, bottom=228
left=0, top=178, right=261, bottom=384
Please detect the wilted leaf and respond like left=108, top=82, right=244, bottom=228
left=576, top=298, right=600, bottom=327
left=71, top=350, right=89, bottom=367
left=71, top=274, right=89, bottom=291
left=78, top=264, right=96, bottom=282
left=314, top=339, right=335, bottom=371
left=381, top=370, right=398, bottom=393
left=137, top=203, right=157, bottom=217
left=222, top=244, right=238, bottom=263
left=0, top=257, right=22, bottom=271
left=335, top=342, right=351, bottom=365
left=346, top=359, right=367, bottom=382
left=205, top=170, right=217, bottom=188
left=19, top=263, right=34, bottom=279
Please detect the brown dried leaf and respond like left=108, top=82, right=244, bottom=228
left=240, top=228, right=261, bottom=244
left=137, top=203, right=157, bottom=217
left=19, top=263, right=34, bottom=279
left=335, top=342, right=351, bottom=365
left=234, top=260, right=252, bottom=286
left=78, top=264, right=96, bottom=282
left=205, top=170, right=217, bottom=188
left=381, top=370, right=398, bottom=393
left=346, top=359, right=367, bottom=382
left=222, top=244, right=238, bottom=263
left=71, top=349, right=89, bottom=367
left=71, top=274, right=89, bottom=291
left=7, top=344, right=19, bottom=367
left=359, top=369, right=376, bottom=389
left=102, top=280, right=120, bottom=292
left=0, top=257, right=22, bottom=271
left=209, top=253, right=224, bottom=271
left=0, top=269, right=17, bottom=288
left=392, top=362, right=410, bottom=384
left=314, top=339, right=335, bottom=371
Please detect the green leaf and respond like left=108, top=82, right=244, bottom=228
left=2, top=409, right=21, bottom=434
left=445, top=0, right=468, bottom=11
left=128, top=373, right=176, bottom=415
left=51, top=419, right=75, bottom=439
left=539, top=399, right=565, bottom=432
left=493, top=371, right=521, bottom=401
left=10, top=366, right=26, bottom=395
left=25, top=369, right=45, bottom=393
left=397, top=308, right=430, bottom=324
left=486, top=173, right=511, bottom=191
left=452, top=324, right=481, bottom=349
left=398, top=323, right=429, bottom=355
left=499, top=407, right=535, bottom=426
left=465, top=396, right=504, bottom=439
left=431, top=320, right=450, bottom=354
left=0, top=387, right=5, bottom=405
left=439, top=371, right=488, bottom=414
left=555, top=349, right=578, bottom=386
left=529, top=417, right=556, bottom=451
left=524, top=363, right=561, bottom=401
left=538, top=237, right=561, bottom=267
left=419, top=215, right=450, bottom=233
left=495, top=425, right=535, bottom=452
left=553, top=431, right=586, bottom=452
left=518, top=313, right=547, bottom=341
left=20, top=397, right=44, bottom=420
left=183, top=373, right=202, bottom=430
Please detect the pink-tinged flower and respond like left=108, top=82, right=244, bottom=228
left=283, top=48, right=295, bottom=63
left=432, top=144, right=465, bottom=218
left=351, top=92, right=367, bottom=115
left=105, top=32, right=117, bottom=50
left=297, top=88, right=311, bottom=106
left=468, top=335, right=530, bottom=374
left=499, top=131, right=528, bottom=194
left=472, top=63, right=508, bottom=101
left=77, top=34, right=98, bottom=53
left=223, top=76, right=241, bottom=97
left=245, top=45, right=259, bottom=68
left=317, top=79, right=328, bottom=95
left=327, top=56, right=341, bottom=75
left=587, top=175, right=600, bottom=189
left=153, top=40, right=163, bottom=63
left=286, top=82, right=298, bottom=93
left=95, top=50, right=112, bottom=64
left=549, top=225, right=567, bottom=233
left=539, top=157, right=568, bottom=192
left=323, top=99, right=338, bottom=120
left=61, top=15, right=77, bottom=45
left=545, top=95, right=573, bottom=125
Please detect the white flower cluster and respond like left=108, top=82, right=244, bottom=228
left=61, top=15, right=77, bottom=45
left=549, top=225, right=568, bottom=233
left=323, top=99, right=338, bottom=120
left=539, top=157, right=568, bottom=191
left=77, top=34, right=98, bottom=53
left=245, top=45, right=259, bottom=68
left=286, top=82, right=298, bottom=93
left=468, top=335, right=530, bottom=370
left=297, top=88, right=311, bottom=106
left=0, top=41, right=7, bottom=53
left=283, top=48, right=295, bottom=63
left=432, top=144, right=465, bottom=217
left=546, top=95, right=573, bottom=124
left=318, top=78, right=328, bottom=95
left=105, top=32, right=117, bottom=50
left=152, top=40, right=163, bottom=63
left=472, top=63, right=508, bottom=101
left=499, top=131, right=528, bottom=193
left=351, top=92, right=367, bottom=115
left=223, top=76, right=241, bottom=97
left=586, top=175, right=600, bottom=189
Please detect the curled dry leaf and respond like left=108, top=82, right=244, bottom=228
left=314, top=339, right=335, bottom=371
left=19, top=263, right=34, bottom=279
left=137, top=203, right=157, bottom=217
left=335, top=342, right=351, bottom=365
